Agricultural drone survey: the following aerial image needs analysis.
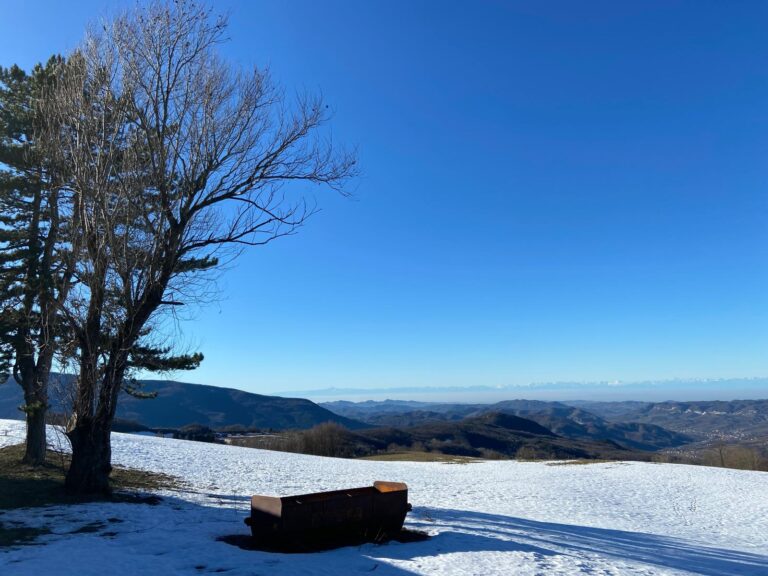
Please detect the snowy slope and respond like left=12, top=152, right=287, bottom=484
left=1, top=419, right=766, bottom=575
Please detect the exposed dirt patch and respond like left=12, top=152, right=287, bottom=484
left=0, top=443, right=181, bottom=510
left=0, top=523, right=51, bottom=548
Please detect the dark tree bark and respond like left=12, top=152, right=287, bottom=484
left=20, top=373, right=49, bottom=464
left=12, top=348, right=54, bottom=465
left=65, top=417, right=113, bottom=494
left=15, top=338, right=57, bottom=465
left=24, top=407, right=47, bottom=464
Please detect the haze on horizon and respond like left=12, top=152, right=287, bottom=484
left=275, top=377, right=768, bottom=404
left=3, top=1, right=767, bottom=399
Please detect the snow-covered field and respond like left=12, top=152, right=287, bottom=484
left=1, top=419, right=766, bottom=575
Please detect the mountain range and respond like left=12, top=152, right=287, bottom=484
left=571, top=399, right=768, bottom=442
left=229, top=410, right=641, bottom=461
left=360, top=411, right=638, bottom=460
left=321, top=399, right=693, bottom=451
left=3, top=375, right=765, bottom=458
left=0, top=377, right=366, bottom=431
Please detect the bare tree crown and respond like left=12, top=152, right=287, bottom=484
left=46, top=0, right=355, bottom=345
left=35, top=1, right=355, bottom=489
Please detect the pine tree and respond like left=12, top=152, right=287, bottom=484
left=0, top=57, right=72, bottom=464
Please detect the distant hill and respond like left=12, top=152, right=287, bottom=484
left=0, top=377, right=367, bottom=431
left=359, top=412, right=639, bottom=460
left=577, top=399, right=768, bottom=441
left=323, top=398, right=691, bottom=451
left=480, top=400, right=692, bottom=452
left=357, top=409, right=466, bottom=428
left=322, top=399, right=444, bottom=415
left=322, top=399, right=479, bottom=421
left=0, top=374, right=70, bottom=420
left=563, top=400, right=653, bottom=420
left=233, top=410, right=643, bottom=461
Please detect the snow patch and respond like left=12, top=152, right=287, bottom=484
left=1, top=419, right=767, bottom=575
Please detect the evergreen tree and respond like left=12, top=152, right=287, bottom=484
left=0, top=57, right=73, bottom=465
left=0, top=57, right=202, bottom=469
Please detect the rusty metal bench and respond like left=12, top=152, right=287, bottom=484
left=244, top=481, right=411, bottom=550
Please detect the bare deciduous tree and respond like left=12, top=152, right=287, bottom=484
left=43, top=0, right=355, bottom=494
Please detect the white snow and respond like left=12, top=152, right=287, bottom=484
left=1, top=418, right=767, bottom=575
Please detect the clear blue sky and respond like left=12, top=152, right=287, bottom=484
left=2, top=1, right=768, bottom=397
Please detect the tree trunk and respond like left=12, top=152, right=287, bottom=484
left=16, top=361, right=49, bottom=466
left=23, top=403, right=47, bottom=465
left=65, top=418, right=113, bottom=495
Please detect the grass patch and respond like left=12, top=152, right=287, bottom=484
left=0, top=523, right=52, bottom=547
left=358, top=451, right=478, bottom=464
left=0, top=443, right=182, bottom=510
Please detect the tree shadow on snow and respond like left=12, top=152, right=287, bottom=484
left=39, top=490, right=762, bottom=576
left=367, top=507, right=767, bottom=576
left=197, top=492, right=767, bottom=575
